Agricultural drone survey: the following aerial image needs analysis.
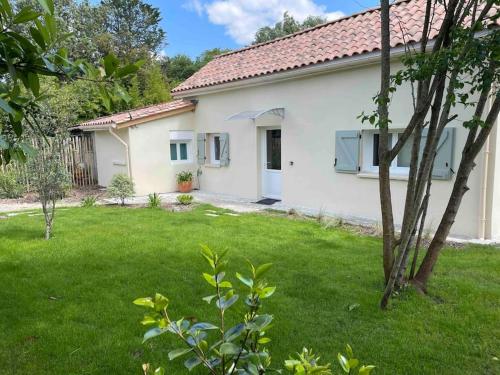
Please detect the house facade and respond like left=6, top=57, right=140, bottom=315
left=73, top=0, right=500, bottom=240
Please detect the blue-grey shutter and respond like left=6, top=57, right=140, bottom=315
left=197, top=133, right=206, bottom=165
left=219, top=133, right=230, bottom=167
left=420, top=128, right=455, bottom=180
left=335, top=130, right=360, bottom=173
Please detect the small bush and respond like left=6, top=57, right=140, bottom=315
left=81, top=195, right=97, bottom=208
left=176, top=194, right=193, bottom=205
left=147, top=193, right=162, bottom=208
left=108, top=174, right=135, bottom=206
left=176, top=171, right=193, bottom=184
left=0, top=170, right=24, bottom=199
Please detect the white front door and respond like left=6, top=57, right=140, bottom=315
left=261, top=128, right=282, bottom=200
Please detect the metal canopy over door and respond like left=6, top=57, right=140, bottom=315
left=261, top=128, right=282, bottom=200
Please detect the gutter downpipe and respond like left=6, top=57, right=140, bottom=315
left=108, top=126, right=131, bottom=178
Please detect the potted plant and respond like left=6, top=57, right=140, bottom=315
left=176, top=171, right=193, bottom=193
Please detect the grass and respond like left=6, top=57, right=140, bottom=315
left=0, top=205, right=499, bottom=375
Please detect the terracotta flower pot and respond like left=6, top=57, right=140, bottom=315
left=178, top=181, right=193, bottom=193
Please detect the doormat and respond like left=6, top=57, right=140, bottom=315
left=255, top=198, right=281, bottom=205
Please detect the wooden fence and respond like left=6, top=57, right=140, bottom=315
left=1, top=134, right=98, bottom=189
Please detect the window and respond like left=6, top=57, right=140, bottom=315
left=169, top=131, right=194, bottom=164
left=362, top=131, right=412, bottom=175
left=209, top=134, right=221, bottom=165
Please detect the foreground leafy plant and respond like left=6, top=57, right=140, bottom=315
left=81, top=195, right=98, bottom=208
left=134, top=246, right=375, bottom=374
left=176, top=194, right=193, bottom=205
left=147, top=193, right=162, bottom=208
left=108, top=174, right=134, bottom=206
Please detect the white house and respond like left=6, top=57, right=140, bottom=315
left=72, top=0, right=500, bottom=240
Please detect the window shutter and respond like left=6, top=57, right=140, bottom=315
left=335, top=130, right=360, bottom=173
left=420, top=128, right=455, bottom=180
left=197, top=133, right=206, bottom=165
left=219, top=133, right=230, bottom=167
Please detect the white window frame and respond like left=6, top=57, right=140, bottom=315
left=209, top=133, right=221, bottom=166
left=169, top=131, right=194, bottom=165
left=361, top=130, right=411, bottom=176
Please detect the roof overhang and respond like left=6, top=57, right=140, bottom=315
left=70, top=104, right=196, bottom=131
left=172, top=42, right=431, bottom=99
left=227, top=108, right=284, bottom=121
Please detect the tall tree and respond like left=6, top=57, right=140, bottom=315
left=100, top=0, right=166, bottom=60
left=0, top=0, right=140, bottom=161
left=363, top=0, right=499, bottom=308
left=253, top=12, right=326, bottom=44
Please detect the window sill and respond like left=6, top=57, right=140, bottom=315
left=358, top=172, right=409, bottom=181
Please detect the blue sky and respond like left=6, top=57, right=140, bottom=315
left=147, top=1, right=380, bottom=58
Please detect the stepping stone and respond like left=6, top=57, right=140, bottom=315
left=205, top=213, right=219, bottom=217
left=6, top=213, right=20, bottom=217
left=224, top=213, right=240, bottom=217
left=28, top=213, right=44, bottom=217
left=0, top=216, right=7, bottom=220
left=205, top=209, right=218, bottom=213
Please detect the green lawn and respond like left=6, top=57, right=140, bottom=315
left=0, top=206, right=499, bottom=375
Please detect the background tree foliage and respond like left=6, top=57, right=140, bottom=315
left=253, top=12, right=326, bottom=44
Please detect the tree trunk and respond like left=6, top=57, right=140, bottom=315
left=378, top=0, right=395, bottom=284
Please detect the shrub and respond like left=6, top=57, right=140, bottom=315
left=27, top=139, right=71, bottom=240
left=176, top=194, right=193, bottom=205
left=134, top=246, right=375, bottom=375
left=147, top=193, right=162, bottom=208
left=108, top=174, right=134, bottom=206
left=0, top=170, right=24, bottom=199
left=176, top=171, right=193, bottom=184
left=81, top=195, right=97, bottom=208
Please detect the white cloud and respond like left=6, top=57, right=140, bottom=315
left=185, top=0, right=345, bottom=45
left=183, top=0, right=204, bottom=17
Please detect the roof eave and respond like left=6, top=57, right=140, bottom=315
left=172, top=42, right=423, bottom=99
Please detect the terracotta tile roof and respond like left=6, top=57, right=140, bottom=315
left=171, top=0, right=456, bottom=95
left=75, top=99, right=195, bottom=129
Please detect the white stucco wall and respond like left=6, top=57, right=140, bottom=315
left=128, top=112, right=196, bottom=196
left=189, top=61, right=490, bottom=239
left=94, top=128, right=129, bottom=187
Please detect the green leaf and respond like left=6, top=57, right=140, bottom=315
left=348, top=358, right=359, bottom=369
left=358, top=365, right=376, bottom=375
left=115, top=63, right=140, bottom=78
left=184, top=356, right=202, bottom=371
left=153, top=293, right=169, bottom=311
left=0, top=98, right=16, bottom=115
left=224, top=323, right=245, bottom=342
left=202, top=273, right=216, bottom=287
left=154, top=368, right=165, bottom=375
left=133, top=297, right=154, bottom=308
left=13, top=7, right=40, bottom=24
left=258, top=286, right=276, bottom=299
left=337, top=353, right=349, bottom=373
left=143, top=327, right=167, bottom=343
left=257, top=337, right=271, bottom=344
left=255, top=263, right=272, bottom=279
left=247, top=314, right=273, bottom=332
left=37, top=0, right=54, bottom=15
left=346, top=344, right=353, bottom=358
left=189, top=322, right=218, bottom=331
left=219, top=281, right=233, bottom=288
left=216, top=295, right=238, bottom=310
left=103, top=54, right=120, bottom=76
left=168, top=348, right=192, bottom=361
left=27, top=72, right=40, bottom=96
left=140, top=315, right=157, bottom=325
left=29, top=27, right=45, bottom=48
left=220, top=342, right=240, bottom=355
left=202, top=294, right=217, bottom=304
left=236, top=272, right=253, bottom=288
